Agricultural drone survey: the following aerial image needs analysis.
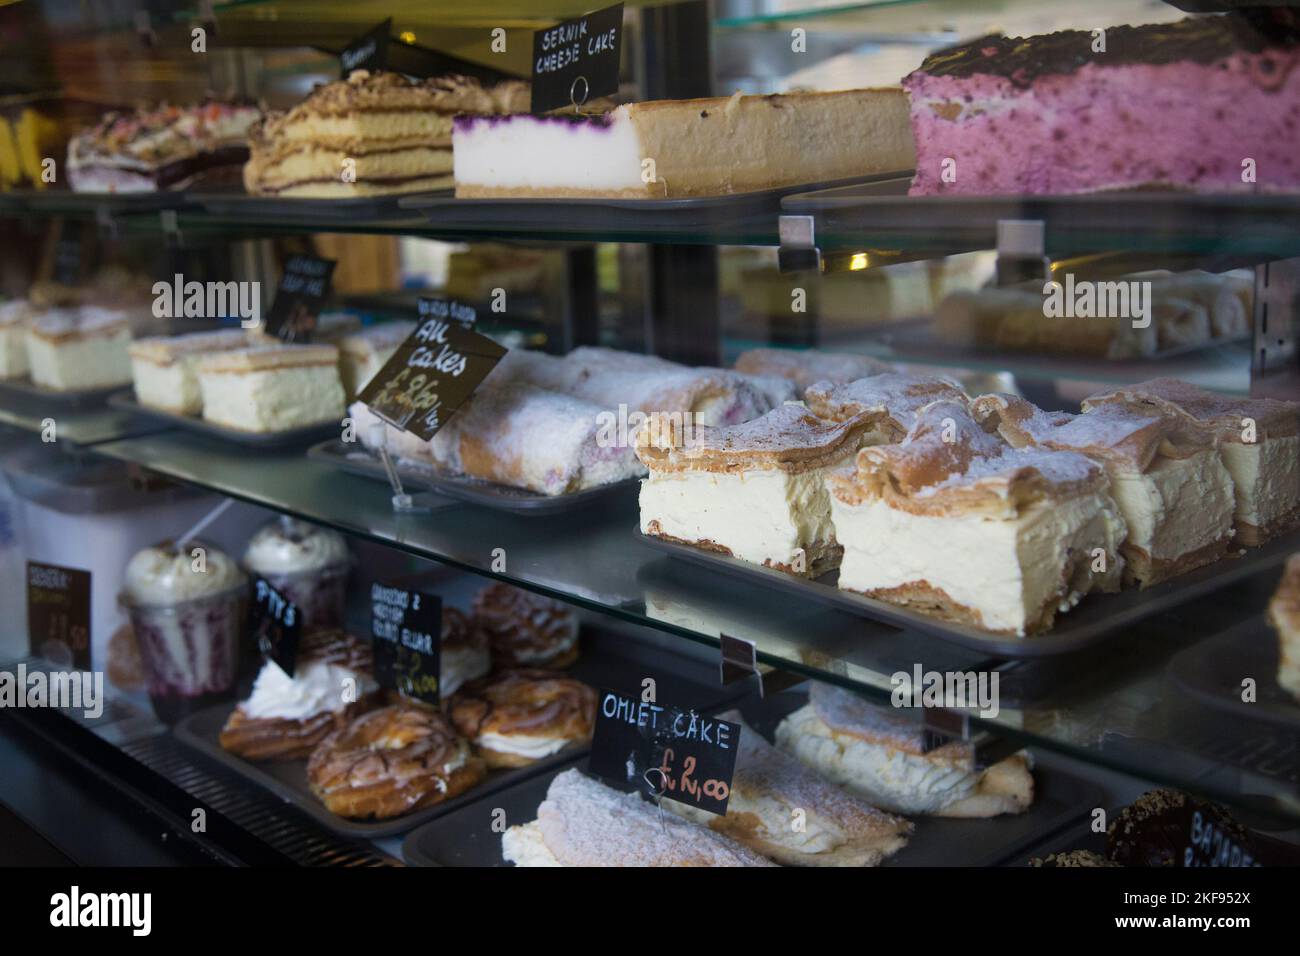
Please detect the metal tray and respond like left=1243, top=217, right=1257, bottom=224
left=1168, top=619, right=1300, bottom=732
left=401, top=173, right=911, bottom=240
left=636, top=527, right=1300, bottom=659
left=173, top=626, right=742, bottom=839
left=23, top=190, right=195, bottom=216
left=307, top=438, right=640, bottom=514
left=194, top=189, right=443, bottom=223
left=402, top=687, right=1102, bottom=867
left=108, top=391, right=340, bottom=447
left=0, top=377, right=124, bottom=408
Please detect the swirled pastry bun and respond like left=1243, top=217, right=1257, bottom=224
left=439, top=607, right=491, bottom=698
left=502, top=769, right=775, bottom=867
left=667, top=711, right=911, bottom=866
left=448, top=669, right=595, bottom=768
left=471, top=582, right=579, bottom=668
left=775, top=682, right=1033, bottom=818
left=307, top=703, right=485, bottom=819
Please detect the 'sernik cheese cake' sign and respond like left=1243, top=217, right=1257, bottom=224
left=530, top=3, right=623, bottom=114
left=264, top=254, right=336, bottom=344
left=358, top=296, right=506, bottom=442
left=340, top=19, right=392, bottom=76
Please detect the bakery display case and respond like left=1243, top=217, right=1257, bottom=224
left=1, top=0, right=1298, bottom=886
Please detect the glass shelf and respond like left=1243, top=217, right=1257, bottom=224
left=0, top=397, right=170, bottom=448
left=77, top=428, right=1300, bottom=824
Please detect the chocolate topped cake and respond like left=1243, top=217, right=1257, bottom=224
left=903, top=15, right=1300, bottom=195
left=1106, top=789, right=1259, bottom=867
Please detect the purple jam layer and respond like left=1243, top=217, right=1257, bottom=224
left=904, top=19, right=1300, bottom=196
left=453, top=111, right=613, bottom=134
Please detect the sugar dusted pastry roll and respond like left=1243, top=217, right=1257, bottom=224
left=430, top=381, right=644, bottom=496
left=1148, top=272, right=1249, bottom=339
left=501, top=768, right=776, bottom=867
left=1268, top=555, right=1300, bottom=703
left=805, top=372, right=968, bottom=441
left=1083, top=378, right=1300, bottom=546
left=829, top=400, right=1126, bottom=634
left=348, top=400, right=434, bottom=463
left=733, top=347, right=893, bottom=395
left=129, top=329, right=249, bottom=414
left=666, top=710, right=911, bottom=866
left=636, top=403, right=882, bottom=576
left=976, top=393, right=1235, bottom=587
left=775, top=682, right=1034, bottom=818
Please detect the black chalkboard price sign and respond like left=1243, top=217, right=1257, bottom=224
left=27, top=562, right=92, bottom=670
left=250, top=576, right=301, bottom=677
left=263, top=254, right=336, bottom=343
left=370, top=583, right=442, bottom=705
left=357, top=296, right=505, bottom=442
left=341, top=19, right=391, bottom=76
left=588, top=688, right=739, bottom=816
left=530, top=3, right=623, bottom=113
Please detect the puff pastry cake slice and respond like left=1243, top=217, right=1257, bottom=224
left=776, top=682, right=1034, bottom=818
left=666, top=710, right=911, bottom=866
left=502, top=768, right=776, bottom=867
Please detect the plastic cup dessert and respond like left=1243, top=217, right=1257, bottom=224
left=119, top=541, right=247, bottom=723
left=242, top=517, right=350, bottom=630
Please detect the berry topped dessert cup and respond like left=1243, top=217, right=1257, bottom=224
left=119, top=541, right=247, bottom=723
left=242, top=517, right=351, bottom=631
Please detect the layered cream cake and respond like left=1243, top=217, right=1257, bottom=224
left=0, top=300, right=30, bottom=379
left=1083, top=379, right=1300, bottom=546
left=26, top=307, right=133, bottom=390
left=635, top=403, right=879, bottom=576
left=805, top=372, right=968, bottom=443
left=128, top=329, right=249, bottom=414
left=776, top=682, right=1034, bottom=818
left=335, top=320, right=415, bottom=399
left=245, top=71, right=529, bottom=198
left=1269, top=555, right=1300, bottom=703
left=197, top=344, right=345, bottom=432
left=976, top=394, right=1235, bottom=587
left=453, top=87, right=915, bottom=198
left=829, top=401, right=1126, bottom=635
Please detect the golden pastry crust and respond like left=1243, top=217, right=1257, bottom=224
left=307, top=703, right=485, bottom=820
left=220, top=631, right=380, bottom=762
left=471, top=583, right=579, bottom=667
left=1083, top=377, right=1300, bottom=442
left=447, top=669, right=596, bottom=769
left=642, top=521, right=842, bottom=578
left=733, top=348, right=893, bottom=394
left=197, top=344, right=338, bottom=373
left=806, top=373, right=967, bottom=437
left=1120, top=534, right=1235, bottom=589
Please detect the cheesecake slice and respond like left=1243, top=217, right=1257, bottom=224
left=805, top=372, right=968, bottom=443
left=453, top=87, right=915, bottom=199
left=197, top=344, right=345, bottom=433
left=335, top=321, right=416, bottom=399
left=977, top=393, right=1236, bottom=587
left=26, top=307, right=133, bottom=390
left=128, top=329, right=250, bottom=414
left=635, top=403, right=879, bottom=576
left=829, top=400, right=1126, bottom=635
left=0, top=300, right=30, bottom=379
left=1083, top=379, right=1300, bottom=546
left=1269, top=555, right=1300, bottom=703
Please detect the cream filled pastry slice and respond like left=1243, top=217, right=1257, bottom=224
left=454, top=87, right=915, bottom=199
left=196, top=344, right=345, bottom=432
left=1268, top=555, right=1300, bottom=703
left=26, top=307, right=133, bottom=390
left=805, top=372, right=969, bottom=443
left=776, top=682, right=1034, bottom=818
left=977, top=393, right=1235, bottom=587
left=447, top=669, right=595, bottom=768
left=128, top=329, right=249, bottom=414
left=829, top=401, right=1126, bottom=635
left=732, top=348, right=894, bottom=397
left=501, top=768, right=776, bottom=867
left=0, top=300, right=31, bottom=378
left=666, top=711, right=911, bottom=866
left=636, top=403, right=881, bottom=576
left=1082, top=378, right=1300, bottom=547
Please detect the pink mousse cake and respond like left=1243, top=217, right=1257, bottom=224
left=903, top=15, right=1300, bottom=196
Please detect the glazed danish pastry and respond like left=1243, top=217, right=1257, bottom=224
left=219, top=630, right=380, bottom=761
left=447, top=668, right=596, bottom=768
left=471, top=582, right=579, bottom=668
left=307, top=703, right=486, bottom=819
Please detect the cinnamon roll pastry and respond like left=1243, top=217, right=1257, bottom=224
left=471, top=582, right=579, bottom=668
left=447, top=669, right=596, bottom=768
left=307, top=703, right=486, bottom=820
left=438, top=607, right=492, bottom=697
left=219, top=630, right=381, bottom=761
